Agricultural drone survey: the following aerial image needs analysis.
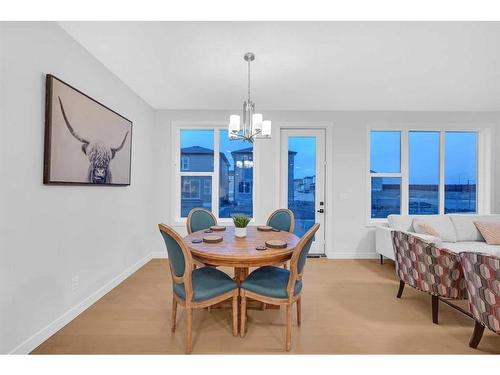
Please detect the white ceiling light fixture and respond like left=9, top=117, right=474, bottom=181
left=228, top=52, right=271, bottom=143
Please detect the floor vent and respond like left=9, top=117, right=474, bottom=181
left=307, top=254, right=324, bottom=258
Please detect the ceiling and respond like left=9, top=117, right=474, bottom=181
left=59, top=21, right=500, bottom=111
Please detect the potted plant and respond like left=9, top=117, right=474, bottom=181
left=232, top=214, right=250, bottom=238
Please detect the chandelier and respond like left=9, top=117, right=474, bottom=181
left=228, top=52, right=271, bottom=143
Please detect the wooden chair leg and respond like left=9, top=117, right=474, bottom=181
left=286, top=303, right=292, bottom=351
left=296, top=297, right=301, bottom=326
left=432, top=295, right=439, bottom=324
left=186, top=308, right=193, bottom=354
left=232, top=290, right=238, bottom=337
left=171, top=297, right=177, bottom=333
left=396, top=281, right=405, bottom=298
left=240, top=293, right=247, bottom=338
left=469, top=321, right=485, bottom=349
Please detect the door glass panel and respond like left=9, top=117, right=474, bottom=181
left=288, top=137, right=316, bottom=237
left=409, top=131, right=439, bottom=214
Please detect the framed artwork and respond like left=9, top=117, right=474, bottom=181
left=44, top=74, right=132, bottom=185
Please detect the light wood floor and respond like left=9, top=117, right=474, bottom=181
left=32, top=258, right=499, bottom=354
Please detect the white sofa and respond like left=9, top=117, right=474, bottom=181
left=376, top=214, right=500, bottom=262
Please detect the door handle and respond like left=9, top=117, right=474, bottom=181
left=317, top=209, right=324, bottom=213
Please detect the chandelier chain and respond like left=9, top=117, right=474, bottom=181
left=247, top=58, right=251, bottom=102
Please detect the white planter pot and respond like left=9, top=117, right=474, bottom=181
left=235, top=227, right=247, bottom=238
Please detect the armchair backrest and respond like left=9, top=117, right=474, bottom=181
left=459, top=252, right=500, bottom=334
left=186, top=208, right=217, bottom=234
left=391, top=230, right=466, bottom=299
left=267, top=208, right=295, bottom=233
left=158, top=224, right=193, bottom=301
left=287, top=223, right=320, bottom=299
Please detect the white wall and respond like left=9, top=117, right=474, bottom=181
left=155, top=110, right=500, bottom=258
left=0, top=22, right=160, bottom=353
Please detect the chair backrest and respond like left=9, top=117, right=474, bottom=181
left=267, top=208, right=295, bottom=233
left=186, top=208, right=217, bottom=234
left=158, top=224, right=193, bottom=300
left=391, top=230, right=466, bottom=299
left=287, top=223, right=320, bottom=299
left=459, top=252, right=500, bottom=334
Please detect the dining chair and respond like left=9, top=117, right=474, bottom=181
left=186, top=208, right=217, bottom=234
left=267, top=208, right=295, bottom=233
left=391, top=231, right=466, bottom=324
left=459, top=251, right=500, bottom=349
left=240, top=223, right=320, bottom=351
left=158, top=223, right=238, bottom=354
left=267, top=209, right=295, bottom=269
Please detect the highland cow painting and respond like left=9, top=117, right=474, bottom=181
left=44, top=75, right=132, bottom=185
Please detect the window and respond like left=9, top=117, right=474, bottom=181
left=238, top=181, right=252, bottom=194
left=177, top=128, right=253, bottom=219
left=369, top=129, right=480, bottom=219
left=204, top=179, right=211, bottom=195
left=370, top=131, right=402, bottom=218
left=181, top=156, right=190, bottom=171
left=180, top=129, right=214, bottom=172
left=179, top=129, right=214, bottom=217
left=445, top=132, right=477, bottom=214
left=409, top=131, right=440, bottom=214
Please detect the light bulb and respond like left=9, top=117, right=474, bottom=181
left=262, top=120, right=271, bottom=137
left=252, top=113, right=263, bottom=133
left=229, top=115, right=240, bottom=133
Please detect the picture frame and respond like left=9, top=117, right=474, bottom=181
left=43, top=74, right=133, bottom=186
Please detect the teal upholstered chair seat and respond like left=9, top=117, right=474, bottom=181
left=187, top=208, right=217, bottom=234
left=241, top=266, right=302, bottom=299
left=174, top=267, right=237, bottom=302
left=267, top=209, right=294, bottom=233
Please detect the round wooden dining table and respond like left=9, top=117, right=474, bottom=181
left=184, top=226, right=301, bottom=283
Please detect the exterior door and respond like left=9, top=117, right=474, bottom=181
left=280, top=129, right=326, bottom=255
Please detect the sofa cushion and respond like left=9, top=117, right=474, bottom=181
left=450, top=215, right=500, bottom=242
left=413, top=216, right=457, bottom=242
left=387, top=215, right=414, bottom=232
left=441, top=241, right=500, bottom=257
left=449, top=215, right=485, bottom=242
left=474, top=222, right=500, bottom=245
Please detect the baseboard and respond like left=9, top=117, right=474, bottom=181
left=150, top=251, right=167, bottom=259
left=328, top=251, right=380, bottom=259
left=9, top=252, right=154, bottom=354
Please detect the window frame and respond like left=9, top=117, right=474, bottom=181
left=172, top=122, right=256, bottom=224
left=367, top=125, right=490, bottom=225
left=369, top=130, right=405, bottom=221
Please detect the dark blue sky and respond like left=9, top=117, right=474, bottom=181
left=371, top=131, right=477, bottom=184
left=288, top=137, right=316, bottom=179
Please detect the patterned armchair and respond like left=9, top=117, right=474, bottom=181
left=391, top=231, right=466, bottom=324
left=459, top=252, right=500, bottom=348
